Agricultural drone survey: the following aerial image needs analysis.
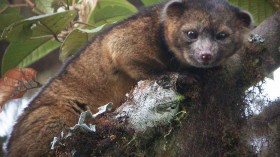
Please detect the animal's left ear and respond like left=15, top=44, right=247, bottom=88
left=161, top=0, right=185, bottom=21
left=237, top=10, right=254, bottom=28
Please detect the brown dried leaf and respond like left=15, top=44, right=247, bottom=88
left=76, top=0, right=98, bottom=23
left=0, top=68, right=40, bottom=112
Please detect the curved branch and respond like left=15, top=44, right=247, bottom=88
left=52, top=11, right=280, bottom=156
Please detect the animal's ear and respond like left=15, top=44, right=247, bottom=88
left=162, top=0, right=185, bottom=20
left=237, top=10, right=254, bottom=28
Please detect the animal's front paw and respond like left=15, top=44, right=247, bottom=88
left=156, top=72, right=179, bottom=89
left=175, top=72, right=200, bottom=94
left=176, top=72, right=199, bottom=87
left=156, top=72, right=199, bottom=90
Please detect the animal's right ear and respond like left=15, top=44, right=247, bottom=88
left=161, top=0, right=185, bottom=21
left=237, top=10, right=254, bottom=28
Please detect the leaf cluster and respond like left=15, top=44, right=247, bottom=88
left=0, top=0, right=165, bottom=76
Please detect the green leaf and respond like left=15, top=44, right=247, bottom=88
left=34, top=0, right=57, bottom=14
left=0, top=0, right=8, bottom=14
left=0, top=7, right=22, bottom=39
left=60, top=26, right=104, bottom=61
left=141, top=0, right=166, bottom=6
left=1, top=39, right=60, bottom=75
left=33, top=0, right=71, bottom=14
left=229, top=0, right=276, bottom=24
left=88, top=0, right=137, bottom=27
left=1, top=10, right=77, bottom=41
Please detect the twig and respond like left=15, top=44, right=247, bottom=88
left=9, top=4, right=28, bottom=8
left=30, top=35, right=64, bottom=41
left=72, top=0, right=75, bottom=8
left=30, top=35, right=53, bottom=40
left=24, top=0, right=45, bottom=14
left=74, top=21, right=97, bottom=28
left=65, top=0, right=70, bottom=10
left=24, top=0, right=35, bottom=8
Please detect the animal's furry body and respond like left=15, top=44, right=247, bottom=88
left=6, top=0, right=253, bottom=156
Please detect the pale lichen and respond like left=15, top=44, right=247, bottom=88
left=50, top=103, right=112, bottom=150
left=116, top=79, right=181, bottom=132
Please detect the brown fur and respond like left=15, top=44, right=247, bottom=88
left=6, top=0, right=253, bottom=156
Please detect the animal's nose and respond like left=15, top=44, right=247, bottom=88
left=200, top=53, right=213, bottom=62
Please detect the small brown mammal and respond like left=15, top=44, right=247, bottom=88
left=6, top=0, right=253, bottom=156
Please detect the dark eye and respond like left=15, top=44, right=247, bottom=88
left=216, top=32, right=229, bottom=40
left=186, top=31, right=198, bottom=40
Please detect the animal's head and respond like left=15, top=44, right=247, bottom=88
left=162, top=0, right=253, bottom=68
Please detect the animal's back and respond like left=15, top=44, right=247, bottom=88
left=6, top=5, right=164, bottom=157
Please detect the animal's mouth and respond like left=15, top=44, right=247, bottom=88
left=194, top=57, right=216, bottom=68
left=190, top=59, right=215, bottom=68
left=200, top=63, right=215, bottom=68
left=201, top=60, right=211, bottom=65
left=184, top=52, right=217, bottom=68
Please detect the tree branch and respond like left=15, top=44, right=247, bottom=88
left=52, top=11, right=280, bottom=156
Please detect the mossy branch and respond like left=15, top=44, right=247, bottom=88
left=53, top=11, right=280, bottom=157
